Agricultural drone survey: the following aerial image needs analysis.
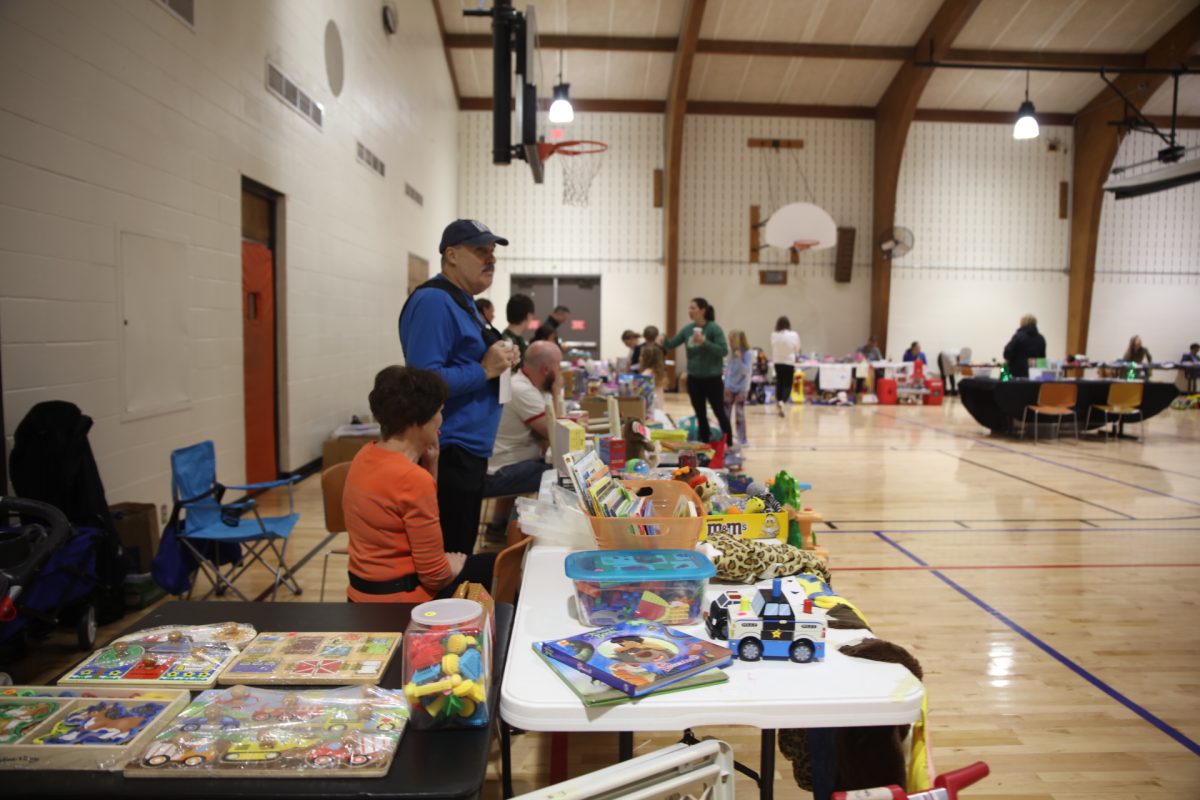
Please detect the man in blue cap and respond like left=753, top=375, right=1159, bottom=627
left=399, top=219, right=519, bottom=555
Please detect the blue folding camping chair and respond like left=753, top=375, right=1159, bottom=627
left=169, top=441, right=301, bottom=601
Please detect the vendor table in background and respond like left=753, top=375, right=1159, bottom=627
left=958, top=378, right=1177, bottom=435
left=20, top=600, right=513, bottom=800
left=501, top=546, right=923, bottom=800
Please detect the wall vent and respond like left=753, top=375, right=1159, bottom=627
left=404, top=183, right=424, bottom=206
left=266, top=62, right=324, bottom=129
left=157, top=0, right=195, bottom=28
left=357, top=142, right=386, bottom=178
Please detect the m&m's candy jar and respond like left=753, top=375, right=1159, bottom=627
left=401, top=599, right=490, bottom=728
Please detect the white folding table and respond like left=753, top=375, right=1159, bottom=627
left=500, top=545, right=924, bottom=800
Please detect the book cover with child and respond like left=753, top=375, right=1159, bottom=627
left=538, top=619, right=732, bottom=698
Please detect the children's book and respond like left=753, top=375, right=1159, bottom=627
left=534, top=647, right=728, bottom=706
left=538, top=620, right=732, bottom=698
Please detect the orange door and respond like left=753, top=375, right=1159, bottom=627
left=242, top=241, right=277, bottom=482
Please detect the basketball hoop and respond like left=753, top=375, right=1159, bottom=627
left=791, top=239, right=820, bottom=251
left=537, top=140, right=608, bottom=207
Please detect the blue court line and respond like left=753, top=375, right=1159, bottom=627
left=873, top=530, right=1200, bottom=757
left=873, top=412, right=1200, bottom=508
left=819, top=527, right=1200, bottom=535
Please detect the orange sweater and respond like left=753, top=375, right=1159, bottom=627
left=343, top=443, right=452, bottom=603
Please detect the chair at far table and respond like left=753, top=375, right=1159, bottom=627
left=1020, top=383, right=1078, bottom=443
left=1086, top=382, right=1145, bottom=442
left=318, top=461, right=351, bottom=601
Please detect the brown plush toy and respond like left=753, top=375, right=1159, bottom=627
left=778, top=638, right=923, bottom=793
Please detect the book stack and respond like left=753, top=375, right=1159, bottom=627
left=536, top=620, right=732, bottom=702
left=563, top=451, right=696, bottom=520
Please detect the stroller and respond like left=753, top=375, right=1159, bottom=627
left=748, top=348, right=770, bottom=405
left=0, top=495, right=101, bottom=661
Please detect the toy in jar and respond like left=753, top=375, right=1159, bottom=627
left=401, top=599, right=490, bottom=729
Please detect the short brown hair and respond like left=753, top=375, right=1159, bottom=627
left=369, top=366, right=448, bottom=440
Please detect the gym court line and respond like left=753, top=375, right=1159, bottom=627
left=832, top=562, right=1200, bottom=572
left=872, top=530, right=1200, bottom=758
left=873, top=411, right=1200, bottom=509
left=812, top=527, right=1200, bottom=535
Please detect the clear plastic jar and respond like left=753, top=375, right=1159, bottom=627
left=401, top=598, right=490, bottom=729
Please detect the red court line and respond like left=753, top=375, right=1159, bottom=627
left=833, top=562, right=1200, bottom=572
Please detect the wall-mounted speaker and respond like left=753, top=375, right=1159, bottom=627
left=834, top=227, right=855, bottom=283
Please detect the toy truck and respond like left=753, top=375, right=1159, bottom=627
left=703, top=577, right=826, bottom=663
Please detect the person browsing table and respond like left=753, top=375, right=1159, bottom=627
left=399, top=219, right=519, bottom=555
left=343, top=366, right=496, bottom=603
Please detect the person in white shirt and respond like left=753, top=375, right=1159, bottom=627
left=481, top=341, right=561, bottom=538
left=770, top=316, right=801, bottom=417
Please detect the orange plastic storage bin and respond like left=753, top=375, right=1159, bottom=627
left=588, top=480, right=705, bottom=551
left=876, top=378, right=898, bottom=405
left=924, top=378, right=944, bottom=405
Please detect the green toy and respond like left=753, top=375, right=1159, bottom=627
left=770, top=471, right=816, bottom=550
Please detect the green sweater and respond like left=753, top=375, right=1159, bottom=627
left=663, top=321, right=729, bottom=378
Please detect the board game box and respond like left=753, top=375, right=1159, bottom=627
left=0, top=686, right=190, bottom=770
left=538, top=619, right=732, bottom=698
left=218, top=632, right=402, bottom=685
left=124, top=685, right=409, bottom=778
left=58, top=623, right=255, bottom=689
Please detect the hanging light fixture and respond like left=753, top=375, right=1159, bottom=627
left=1013, top=71, right=1039, bottom=140
left=548, top=51, right=574, bottom=124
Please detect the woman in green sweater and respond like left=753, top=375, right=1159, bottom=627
left=663, top=297, right=733, bottom=446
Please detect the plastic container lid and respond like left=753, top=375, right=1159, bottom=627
left=410, top=598, right=482, bottom=627
left=564, top=549, right=715, bottom=582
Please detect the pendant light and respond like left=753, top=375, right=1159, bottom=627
left=548, top=51, right=574, bottom=124
left=1013, top=71, right=1039, bottom=140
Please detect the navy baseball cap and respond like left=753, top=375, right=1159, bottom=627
left=438, top=219, right=509, bottom=254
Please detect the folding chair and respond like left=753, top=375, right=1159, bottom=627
left=1086, top=382, right=1145, bottom=441
left=1020, top=383, right=1078, bottom=443
left=170, top=441, right=302, bottom=601
left=318, top=462, right=351, bottom=602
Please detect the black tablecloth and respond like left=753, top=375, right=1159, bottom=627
left=959, top=378, right=1178, bottom=434
left=20, top=600, right=513, bottom=800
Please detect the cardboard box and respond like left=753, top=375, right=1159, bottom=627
left=322, top=435, right=376, bottom=466
left=580, top=395, right=645, bottom=424
left=109, top=502, right=160, bottom=572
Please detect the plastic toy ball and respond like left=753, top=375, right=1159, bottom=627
left=624, top=458, right=651, bottom=475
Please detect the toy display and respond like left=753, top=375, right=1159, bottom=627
left=0, top=686, right=189, bottom=770
left=831, top=761, right=990, bottom=800
left=124, top=685, right=409, bottom=778
left=539, top=619, right=732, bottom=698
left=564, top=550, right=715, bottom=626
left=219, top=632, right=402, bottom=685
left=59, top=623, right=255, bottom=689
left=402, top=599, right=491, bottom=729
left=704, top=577, right=827, bottom=663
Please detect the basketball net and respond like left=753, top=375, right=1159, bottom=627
left=540, top=140, right=608, bottom=207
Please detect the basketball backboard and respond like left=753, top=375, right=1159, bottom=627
left=763, top=202, right=838, bottom=251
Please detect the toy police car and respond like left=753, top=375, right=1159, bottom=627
left=703, top=577, right=826, bottom=663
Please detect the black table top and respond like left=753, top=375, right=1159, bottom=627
left=17, top=601, right=513, bottom=800
left=958, top=378, right=1178, bottom=434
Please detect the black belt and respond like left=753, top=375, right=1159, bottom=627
left=348, top=572, right=420, bottom=595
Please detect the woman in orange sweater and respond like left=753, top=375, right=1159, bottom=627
left=344, top=366, right=496, bottom=603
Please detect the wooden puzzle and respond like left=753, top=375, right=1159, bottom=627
left=218, top=632, right=402, bottom=686
left=58, top=623, right=255, bottom=689
left=0, top=686, right=189, bottom=770
left=124, top=685, right=409, bottom=778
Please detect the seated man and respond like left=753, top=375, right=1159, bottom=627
left=343, top=365, right=495, bottom=603
left=482, top=341, right=561, bottom=538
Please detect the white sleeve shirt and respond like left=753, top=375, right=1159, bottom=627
left=770, top=330, right=801, bottom=365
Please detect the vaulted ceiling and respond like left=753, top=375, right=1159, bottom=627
left=437, top=0, right=1200, bottom=121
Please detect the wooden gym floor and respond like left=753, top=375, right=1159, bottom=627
left=11, top=394, right=1200, bottom=798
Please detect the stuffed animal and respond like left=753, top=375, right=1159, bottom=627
left=700, top=530, right=830, bottom=585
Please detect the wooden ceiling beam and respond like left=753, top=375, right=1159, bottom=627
left=445, top=33, right=677, bottom=52
left=871, top=0, right=982, bottom=356
left=664, top=0, right=706, bottom=343
left=431, top=0, right=461, bottom=107
left=697, top=40, right=910, bottom=60
left=1066, top=5, right=1200, bottom=356
left=942, top=48, right=1143, bottom=69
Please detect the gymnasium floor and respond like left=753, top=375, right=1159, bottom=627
left=14, top=394, right=1200, bottom=798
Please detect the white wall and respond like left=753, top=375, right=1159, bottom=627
left=1090, top=129, right=1200, bottom=362
left=1, top=0, right=458, bottom=505
left=459, top=111, right=665, bottom=360
left=679, top=115, right=875, bottom=357
left=892, top=122, right=1073, bottom=363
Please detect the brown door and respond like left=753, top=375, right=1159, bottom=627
left=408, top=254, right=429, bottom=296
left=242, top=241, right=277, bottom=482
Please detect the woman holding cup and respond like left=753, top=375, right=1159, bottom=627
left=663, top=297, right=733, bottom=446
